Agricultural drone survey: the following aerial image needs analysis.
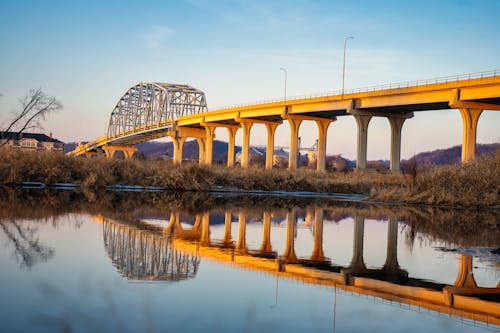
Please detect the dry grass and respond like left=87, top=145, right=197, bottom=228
left=0, top=148, right=499, bottom=207
left=370, top=151, right=500, bottom=208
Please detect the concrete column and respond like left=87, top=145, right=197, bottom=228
left=350, top=215, right=366, bottom=271
left=172, top=137, right=186, bottom=165
left=265, top=123, right=279, bottom=170
left=388, top=117, right=406, bottom=173
left=227, top=127, right=238, bottom=167
left=287, top=118, right=302, bottom=170
left=454, top=254, right=478, bottom=288
left=459, top=108, right=483, bottom=162
left=311, top=208, right=325, bottom=261
left=315, top=120, right=331, bottom=172
left=122, top=147, right=137, bottom=160
left=102, top=146, right=116, bottom=159
left=196, top=138, right=206, bottom=164
left=240, top=122, right=253, bottom=168
left=283, top=210, right=297, bottom=261
left=200, top=212, right=210, bottom=245
left=260, top=211, right=272, bottom=253
left=383, top=217, right=400, bottom=272
left=223, top=211, right=232, bottom=245
left=236, top=212, right=247, bottom=253
left=354, top=115, right=372, bottom=170
left=204, top=126, right=216, bottom=165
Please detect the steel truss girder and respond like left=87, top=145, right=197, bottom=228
left=107, top=82, right=208, bottom=139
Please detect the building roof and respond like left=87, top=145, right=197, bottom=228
left=0, top=131, right=63, bottom=143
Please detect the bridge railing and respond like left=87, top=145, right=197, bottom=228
left=209, top=69, right=499, bottom=111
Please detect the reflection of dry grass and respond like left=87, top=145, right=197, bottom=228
left=1, top=188, right=498, bottom=247
left=1, top=148, right=499, bottom=207
left=371, top=152, right=500, bottom=208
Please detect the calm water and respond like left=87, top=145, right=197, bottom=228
left=0, top=190, right=498, bottom=333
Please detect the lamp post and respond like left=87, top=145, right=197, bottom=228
left=341, top=36, right=354, bottom=95
left=280, top=67, right=287, bottom=101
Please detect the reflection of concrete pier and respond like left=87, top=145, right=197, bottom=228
left=92, top=211, right=500, bottom=326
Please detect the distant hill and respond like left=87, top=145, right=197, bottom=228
left=63, top=140, right=499, bottom=167
left=404, top=143, right=499, bottom=165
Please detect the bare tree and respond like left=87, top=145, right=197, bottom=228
left=1, top=88, right=62, bottom=143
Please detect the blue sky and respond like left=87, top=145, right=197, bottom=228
left=0, top=0, right=499, bottom=159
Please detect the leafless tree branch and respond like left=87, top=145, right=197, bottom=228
left=1, top=88, right=62, bottom=143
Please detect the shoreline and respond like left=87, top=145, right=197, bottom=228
left=0, top=148, right=498, bottom=209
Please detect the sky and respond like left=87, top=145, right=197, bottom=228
left=0, top=0, right=499, bottom=160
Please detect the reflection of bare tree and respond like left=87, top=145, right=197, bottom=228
left=0, top=220, right=54, bottom=269
left=103, top=220, right=200, bottom=281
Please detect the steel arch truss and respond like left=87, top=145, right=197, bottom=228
left=107, top=82, right=208, bottom=139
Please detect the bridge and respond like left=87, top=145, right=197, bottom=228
left=91, top=210, right=500, bottom=327
left=69, top=70, right=500, bottom=172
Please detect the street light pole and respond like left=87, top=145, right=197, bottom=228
left=341, top=36, right=354, bottom=95
left=280, top=67, right=287, bottom=101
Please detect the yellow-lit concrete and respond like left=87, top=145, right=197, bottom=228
left=287, top=118, right=302, bottom=170
left=172, top=136, right=186, bottom=164
left=315, top=120, right=332, bottom=171
left=265, top=123, right=279, bottom=170
left=239, top=121, right=253, bottom=168
left=226, top=126, right=238, bottom=167
left=102, top=145, right=137, bottom=159
left=70, top=75, right=500, bottom=169
left=353, top=115, right=371, bottom=170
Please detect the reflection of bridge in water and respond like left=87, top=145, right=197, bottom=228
left=101, top=218, right=200, bottom=281
left=92, top=209, right=499, bottom=327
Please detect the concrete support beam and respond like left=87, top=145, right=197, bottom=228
left=240, top=121, right=253, bottom=168
left=354, top=115, right=372, bottom=170
left=287, top=118, right=302, bottom=170
left=388, top=117, right=406, bottom=173
left=265, top=123, right=279, bottom=170
left=458, top=108, right=483, bottom=162
left=226, top=127, right=238, bottom=167
left=260, top=211, right=272, bottom=253
left=454, top=254, right=478, bottom=288
left=310, top=208, right=325, bottom=261
left=283, top=210, right=297, bottom=261
left=315, top=119, right=332, bottom=172
left=200, top=212, right=210, bottom=245
left=223, top=211, right=232, bottom=245
left=172, top=137, right=186, bottom=165
left=383, top=217, right=400, bottom=272
left=350, top=215, right=366, bottom=271
left=236, top=212, right=247, bottom=253
left=204, top=126, right=216, bottom=165
left=196, top=138, right=206, bottom=164
left=102, top=145, right=137, bottom=160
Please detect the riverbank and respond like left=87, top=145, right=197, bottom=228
left=0, top=148, right=498, bottom=208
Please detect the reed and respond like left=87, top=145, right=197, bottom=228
left=0, top=148, right=498, bottom=207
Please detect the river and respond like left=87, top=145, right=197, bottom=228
left=0, top=189, right=498, bottom=332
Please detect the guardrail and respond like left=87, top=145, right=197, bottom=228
left=209, top=69, right=500, bottom=111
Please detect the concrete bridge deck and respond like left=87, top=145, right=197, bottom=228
left=70, top=70, right=500, bottom=172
